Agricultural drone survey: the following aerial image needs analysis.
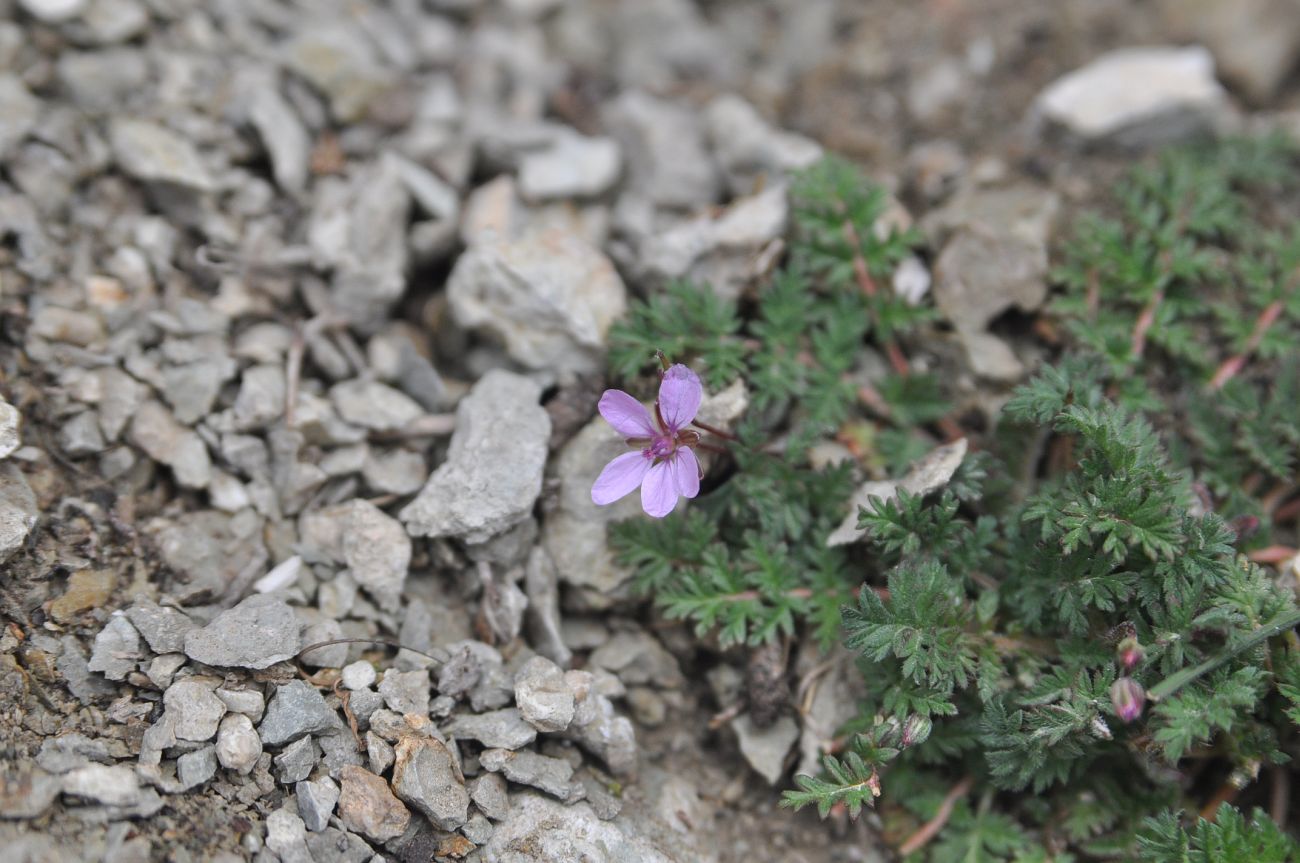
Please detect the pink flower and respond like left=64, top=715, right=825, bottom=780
left=1110, top=677, right=1146, bottom=723
left=591, top=364, right=704, bottom=518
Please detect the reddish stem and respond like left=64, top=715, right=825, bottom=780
left=1130, top=287, right=1165, bottom=361
left=1209, top=299, right=1284, bottom=390
left=691, top=419, right=739, bottom=442
left=898, top=776, right=975, bottom=856
left=1247, top=545, right=1297, bottom=565
left=842, top=220, right=912, bottom=377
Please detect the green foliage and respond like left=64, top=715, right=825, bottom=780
left=1137, top=806, right=1300, bottom=863
left=607, top=144, right=1300, bottom=860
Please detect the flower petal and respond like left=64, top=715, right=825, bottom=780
left=591, top=451, right=651, bottom=505
left=598, top=390, right=657, bottom=438
left=640, top=460, right=679, bottom=517
left=657, top=364, right=702, bottom=431
left=670, top=447, right=700, bottom=499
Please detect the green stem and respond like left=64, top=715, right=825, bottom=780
left=1147, top=607, right=1300, bottom=702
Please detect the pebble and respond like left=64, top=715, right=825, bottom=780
left=0, top=767, right=61, bottom=819
left=518, top=132, right=621, bottom=201
left=469, top=772, right=510, bottom=821
left=299, top=499, right=411, bottom=613
left=1161, top=0, right=1300, bottom=104
left=142, top=655, right=183, bottom=694
left=128, top=400, right=212, bottom=490
left=561, top=670, right=638, bottom=777
left=244, top=74, right=311, bottom=195
left=462, top=811, right=494, bottom=845
left=177, top=746, right=218, bottom=790
left=336, top=765, right=411, bottom=843
left=732, top=714, right=799, bottom=786
left=58, top=411, right=105, bottom=456
left=215, top=687, right=265, bottom=721
left=328, top=379, right=423, bottom=433
left=447, top=708, right=538, bottom=751
left=1031, top=45, right=1230, bottom=148
left=401, top=371, right=550, bottom=543
left=48, top=569, right=114, bottom=624
left=296, top=776, right=340, bottom=832
left=588, top=631, right=684, bottom=690
left=341, top=661, right=377, bottom=692
left=479, top=748, right=583, bottom=802
left=259, top=680, right=339, bottom=748
left=446, top=228, right=627, bottom=374
left=366, top=731, right=395, bottom=776
left=36, top=734, right=113, bottom=774
left=391, top=735, right=469, bottom=831
left=19, top=0, right=86, bottom=22
left=360, top=447, right=427, bottom=496
left=62, top=764, right=140, bottom=807
left=266, top=807, right=313, bottom=863
left=109, top=118, right=215, bottom=191
left=183, top=593, right=301, bottom=670
left=124, top=599, right=196, bottom=655
left=164, top=677, right=226, bottom=742
left=216, top=713, right=262, bottom=775
left=513, top=656, right=575, bottom=733
left=704, top=94, right=822, bottom=194
left=484, top=793, right=673, bottom=863
left=274, top=736, right=320, bottom=784
left=299, top=619, right=347, bottom=669
left=87, top=613, right=144, bottom=682
left=31, top=306, right=104, bottom=346
left=378, top=669, right=431, bottom=717
left=0, top=396, right=19, bottom=458
left=603, top=91, right=719, bottom=210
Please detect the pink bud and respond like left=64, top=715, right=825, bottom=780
left=1116, top=636, right=1144, bottom=671
left=1110, top=677, right=1145, bottom=723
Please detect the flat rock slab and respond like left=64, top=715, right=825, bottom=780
left=401, top=371, right=550, bottom=543
left=184, top=593, right=301, bottom=670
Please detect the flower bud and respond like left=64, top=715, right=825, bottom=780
left=902, top=714, right=932, bottom=748
left=1116, top=636, right=1144, bottom=671
left=1110, top=677, right=1146, bottom=723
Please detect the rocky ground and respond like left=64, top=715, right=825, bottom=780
left=2, top=0, right=1299, bottom=861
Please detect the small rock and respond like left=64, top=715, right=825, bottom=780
left=447, top=229, right=627, bottom=374
left=266, top=807, right=313, bottom=863
left=733, top=714, right=799, bottom=785
left=378, top=669, right=431, bottom=717
left=215, top=687, right=265, bottom=721
left=391, top=736, right=469, bottom=831
left=361, top=447, right=427, bottom=496
left=561, top=670, right=637, bottom=777
left=514, top=656, right=574, bottom=733
left=336, top=765, right=411, bottom=843
left=524, top=546, right=571, bottom=667
left=329, top=379, right=423, bottom=433
left=469, top=772, right=509, bottom=821
left=31, top=306, right=104, bottom=346
left=244, top=72, right=311, bottom=195
left=125, top=599, right=195, bottom=654
left=19, top=0, right=86, bottom=23
left=87, top=613, right=143, bottom=681
left=588, top=631, right=683, bottom=690
left=177, top=745, right=218, bottom=790
left=1031, top=46, right=1230, bottom=148
left=401, top=371, right=550, bottom=543
left=704, top=94, right=822, bottom=194
left=0, top=396, right=19, bottom=458
left=183, top=593, right=301, bottom=670
left=297, top=776, right=340, bottom=832
left=259, top=680, right=339, bottom=747
left=36, top=734, right=112, bottom=774
left=300, top=619, right=347, bottom=669
left=146, top=654, right=187, bottom=690
left=1160, top=0, right=1300, bottom=104
left=128, top=400, right=212, bottom=489
left=0, top=461, right=36, bottom=563
left=479, top=749, right=583, bottom=802
left=483, top=793, right=674, bottom=863
left=519, top=132, right=621, bottom=201
left=164, top=677, right=226, bottom=741
left=216, top=713, right=262, bottom=775
left=282, top=24, right=397, bottom=124
left=109, top=118, right=215, bottom=191
left=274, top=736, right=320, bottom=784
left=232, top=364, right=287, bottom=431
left=0, top=767, right=61, bottom=818
left=62, top=764, right=140, bottom=807
left=447, top=708, right=538, bottom=751
left=48, top=569, right=115, bottom=624
left=463, top=811, right=494, bottom=845
left=604, top=91, right=720, bottom=210
left=366, top=731, right=395, bottom=776
left=300, top=499, right=411, bottom=613
left=341, top=661, right=377, bottom=691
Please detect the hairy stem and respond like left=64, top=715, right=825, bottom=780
left=1209, top=299, right=1285, bottom=390
left=1147, top=607, right=1300, bottom=702
left=897, top=775, right=974, bottom=855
